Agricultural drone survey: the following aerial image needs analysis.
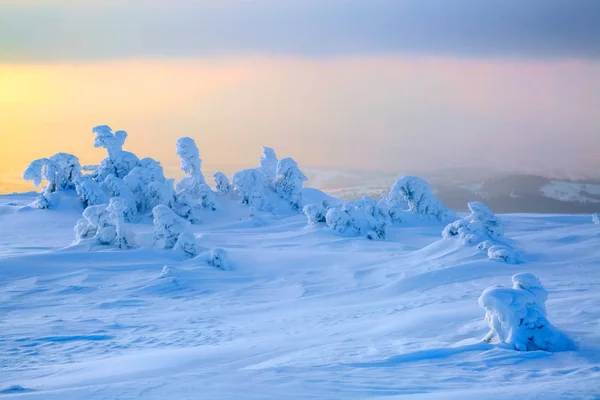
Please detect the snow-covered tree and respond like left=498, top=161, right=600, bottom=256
left=174, top=137, right=215, bottom=221
left=173, top=231, right=198, bottom=258
left=152, top=205, right=191, bottom=249
left=49, top=153, right=81, bottom=190
left=593, top=213, right=599, bottom=224
left=74, top=204, right=111, bottom=241
left=23, top=158, right=65, bottom=208
left=274, top=157, right=307, bottom=209
left=259, top=146, right=278, bottom=185
left=479, top=273, right=572, bottom=352
left=303, top=201, right=329, bottom=225
left=487, top=244, right=519, bottom=264
left=213, top=172, right=231, bottom=195
left=75, top=175, right=108, bottom=207
left=325, top=197, right=387, bottom=240
left=124, top=158, right=172, bottom=212
left=106, top=197, right=136, bottom=249
left=100, top=175, right=137, bottom=221
left=443, top=202, right=503, bottom=244
left=378, top=182, right=410, bottom=223
left=208, top=248, right=229, bottom=270
left=92, top=125, right=140, bottom=181
left=392, top=176, right=456, bottom=222
left=232, top=168, right=268, bottom=209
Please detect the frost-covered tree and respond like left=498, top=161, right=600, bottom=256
left=232, top=168, right=268, bottom=209
left=106, top=198, right=136, bottom=249
left=208, top=248, right=229, bottom=270
left=92, top=125, right=140, bottom=181
left=74, top=204, right=112, bottom=241
left=75, top=175, right=108, bottom=207
left=274, top=157, right=307, bottom=209
left=23, top=158, right=65, bottom=208
left=213, top=172, right=231, bottom=195
left=378, top=182, right=410, bottom=223
left=173, top=231, right=198, bottom=258
left=393, top=176, right=456, bottom=222
left=124, top=158, right=172, bottom=212
left=152, top=205, right=191, bottom=249
left=479, top=273, right=572, bottom=352
left=487, top=244, right=519, bottom=264
left=325, top=197, right=387, bottom=240
left=174, top=137, right=215, bottom=221
left=303, top=201, right=330, bottom=225
left=593, top=213, right=599, bottom=224
left=259, top=146, right=278, bottom=185
left=443, top=202, right=503, bottom=244
left=100, top=175, right=137, bottom=221
left=49, top=153, right=81, bottom=190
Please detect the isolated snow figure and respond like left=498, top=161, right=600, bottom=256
left=106, top=197, right=136, bottom=249
left=274, top=157, right=308, bottom=209
left=479, top=273, right=572, bottom=352
left=75, top=176, right=107, bottom=207
left=325, top=197, right=387, bottom=240
left=174, top=137, right=215, bottom=220
left=393, top=176, right=456, bottom=222
left=487, top=245, right=519, bottom=264
left=232, top=168, right=268, bottom=209
left=152, top=205, right=191, bottom=249
left=92, top=125, right=140, bottom=181
left=100, top=175, right=137, bottom=221
left=443, top=202, right=503, bottom=244
left=124, top=158, right=171, bottom=212
left=173, top=232, right=198, bottom=257
left=23, top=158, right=64, bottom=208
left=49, top=153, right=81, bottom=189
left=593, top=213, right=600, bottom=224
left=213, top=172, right=231, bottom=195
left=209, top=248, right=229, bottom=270
left=259, top=146, right=278, bottom=185
left=303, top=201, right=329, bottom=225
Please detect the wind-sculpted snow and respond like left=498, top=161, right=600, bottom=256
left=479, top=273, right=573, bottom=352
left=392, top=176, right=456, bottom=222
left=0, top=195, right=599, bottom=399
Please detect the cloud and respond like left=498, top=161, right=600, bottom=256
left=1, top=0, right=599, bottom=62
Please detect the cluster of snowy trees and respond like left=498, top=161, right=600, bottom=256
left=479, top=273, right=572, bottom=352
left=442, top=201, right=518, bottom=263
left=303, top=176, right=455, bottom=240
left=25, top=125, right=313, bottom=258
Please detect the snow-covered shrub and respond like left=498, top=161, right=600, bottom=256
left=75, top=175, right=107, bottom=207
left=174, top=137, right=215, bottom=221
left=443, top=202, right=503, bottom=244
left=209, top=248, right=229, bottom=270
left=232, top=168, right=268, bottom=209
left=259, top=146, right=278, bottom=185
left=487, top=245, right=519, bottom=264
left=152, top=205, right=191, bottom=249
left=92, top=125, right=140, bottom=181
left=213, top=172, right=231, bottom=195
left=100, top=175, right=137, bottom=221
left=274, top=157, right=307, bottom=209
left=106, top=198, right=136, bottom=249
left=593, top=213, right=599, bottom=224
left=303, top=201, right=329, bottom=225
left=23, top=158, right=65, bottom=209
left=479, top=273, right=572, bottom=352
left=49, top=152, right=81, bottom=190
left=74, top=203, right=115, bottom=245
left=124, top=158, right=171, bottom=212
left=325, top=197, right=387, bottom=240
left=393, top=176, right=456, bottom=222
left=173, top=231, right=198, bottom=258
left=378, top=182, right=410, bottom=223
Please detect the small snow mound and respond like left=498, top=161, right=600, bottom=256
left=479, top=273, right=573, bottom=352
left=593, top=213, right=599, bottom=224
left=443, top=201, right=502, bottom=244
left=487, top=245, right=519, bottom=264
left=208, top=248, right=230, bottom=270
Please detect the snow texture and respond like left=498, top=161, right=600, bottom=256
left=479, top=273, right=573, bottom=352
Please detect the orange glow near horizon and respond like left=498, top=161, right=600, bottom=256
left=1, top=57, right=599, bottom=193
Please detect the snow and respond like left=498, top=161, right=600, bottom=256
left=1, top=190, right=599, bottom=399
left=541, top=180, right=600, bottom=204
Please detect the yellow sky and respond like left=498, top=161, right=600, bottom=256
left=1, top=57, right=599, bottom=193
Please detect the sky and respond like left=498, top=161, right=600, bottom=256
left=1, top=0, right=599, bottom=192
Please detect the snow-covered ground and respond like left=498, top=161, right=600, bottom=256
left=1, top=193, right=600, bottom=399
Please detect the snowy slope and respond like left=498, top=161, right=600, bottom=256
left=1, top=194, right=600, bottom=399
left=541, top=180, right=600, bottom=204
